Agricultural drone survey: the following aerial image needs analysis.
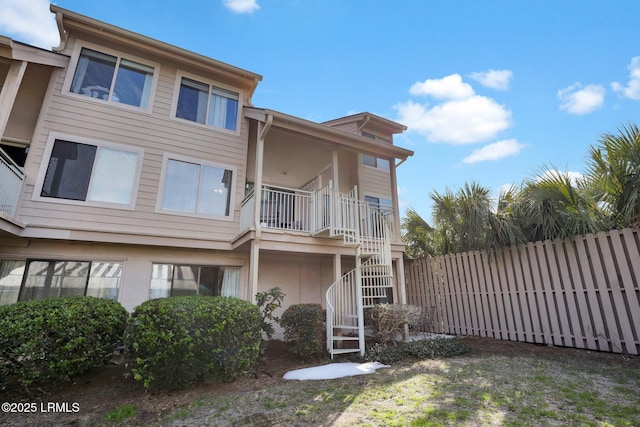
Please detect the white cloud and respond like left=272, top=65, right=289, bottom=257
left=611, top=56, right=640, bottom=100
left=557, top=83, right=605, bottom=115
left=222, top=0, right=260, bottom=14
left=469, top=69, right=513, bottom=91
left=462, top=139, right=524, bottom=164
left=395, top=96, right=512, bottom=145
left=409, top=74, right=475, bottom=100
left=537, top=169, right=584, bottom=186
left=0, top=0, right=58, bottom=49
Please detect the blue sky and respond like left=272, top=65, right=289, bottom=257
left=2, top=0, right=640, bottom=223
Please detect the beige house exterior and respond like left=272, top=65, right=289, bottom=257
left=0, top=7, right=413, bottom=352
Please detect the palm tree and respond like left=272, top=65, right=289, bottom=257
left=401, top=208, right=434, bottom=258
left=586, top=123, right=640, bottom=229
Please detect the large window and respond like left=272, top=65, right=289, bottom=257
left=37, top=137, right=141, bottom=208
left=0, top=259, right=121, bottom=305
left=362, top=154, right=390, bottom=171
left=159, top=155, right=234, bottom=217
left=149, top=263, right=240, bottom=299
left=175, top=76, right=239, bottom=131
left=70, top=47, right=155, bottom=109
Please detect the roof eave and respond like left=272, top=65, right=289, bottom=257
left=245, top=107, right=414, bottom=160
left=51, top=5, right=262, bottom=93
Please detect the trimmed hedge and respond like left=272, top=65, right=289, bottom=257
left=0, top=296, right=128, bottom=389
left=280, top=303, right=324, bottom=358
left=124, top=296, right=262, bottom=390
left=363, top=337, right=469, bottom=364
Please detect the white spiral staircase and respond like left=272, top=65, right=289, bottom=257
left=313, top=183, right=394, bottom=358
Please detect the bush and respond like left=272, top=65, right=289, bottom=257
left=255, top=287, right=286, bottom=340
left=0, top=296, right=128, bottom=390
left=363, top=337, right=468, bottom=364
left=368, top=304, right=423, bottom=345
left=124, top=296, right=261, bottom=390
left=280, top=303, right=324, bottom=358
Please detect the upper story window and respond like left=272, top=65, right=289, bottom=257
left=68, top=46, right=157, bottom=110
left=174, top=75, right=240, bottom=131
left=362, top=154, right=390, bottom=171
left=157, top=154, right=236, bottom=219
left=34, top=133, right=143, bottom=210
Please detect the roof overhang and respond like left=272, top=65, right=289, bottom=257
left=50, top=5, right=262, bottom=101
left=322, top=112, right=407, bottom=135
left=245, top=107, right=414, bottom=161
left=0, top=36, right=68, bottom=68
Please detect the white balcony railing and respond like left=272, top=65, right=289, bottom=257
left=239, top=185, right=313, bottom=233
left=238, top=183, right=395, bottom=239
left=0, top=147, right=24, bottom=217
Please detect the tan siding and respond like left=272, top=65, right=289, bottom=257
left=327, top=122, right=358, bottom=134
left=17, top=35, right=250, bottom=246
left=358, top=161, right=392, bottom=200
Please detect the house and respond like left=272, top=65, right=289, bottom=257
left=0, top=6, right=413, bottom=356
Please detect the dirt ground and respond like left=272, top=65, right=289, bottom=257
left=1, top=336, right=638, bottom=426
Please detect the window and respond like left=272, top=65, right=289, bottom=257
left=365, top=195, right=393, bottom=213
left=159, top=155, right=235, bottom=217
left=70, top=47, right=155, bottom=109
left=362, top=154, right=390, bottom=171
left=37, top=137, right=141, bottom=208
left=0, top=259, right=121, bottom=305
left=175, top=76, right=240, bottom=131
left=149, top=264, right=240, bottom=299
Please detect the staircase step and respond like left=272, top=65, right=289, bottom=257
left=330, top=348, right=361, bottom=355
left=332, top=336, right=360, bottom=341
left=333, top=325, right=359, bottom=330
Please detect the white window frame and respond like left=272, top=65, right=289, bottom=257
left=62, top=42, right=160, bottom=113
left=33, top=132, right=144, bottom=210
left=148, top=263, right=241, bottom=299
left=362, top=154, right=390, bottom=171
left=170, top=71, right=243, bottom=134
left=156, top=152, right=237, bottom=221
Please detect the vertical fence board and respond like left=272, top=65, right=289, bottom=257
left=508, top=246, right=532, bottom=342
left=565, top=238, right=596, bottom=350
left=546, top=241, right=575, bottom=347
left=503, top=249, right=527, bottom=342
left=459, top=252, right=476, bottom=335
left=555, top=241, right=584, bottom=348
left=486, top=255, right=506, bottom=340
left=601, top=231, right=637, bottom=354
left=475, top=251, right=492, bottom=337
left=520, top=244, right=543, bottom=343
left=620, top=228, right=640, bottom=354
left=575, top=235, right=610, bottom=351
left=467, top=252, right=485, bottom=337
left=586, top=233, right=621, bottom=352
left=533, top=242, right=560, bottom=345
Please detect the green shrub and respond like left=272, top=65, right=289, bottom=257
left=368, top=303, right=423, bottom=345
left=363, top=337, right=468, bottom=364
left=255, top=287, right=286, bottom=340
left=124, top=296, right=261, bottom=390
left=280, top=303, right=324, bottom=358
left=0, top=296, right=128, bottom=390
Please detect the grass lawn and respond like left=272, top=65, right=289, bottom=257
left=162, top=340, right=640, bottom=426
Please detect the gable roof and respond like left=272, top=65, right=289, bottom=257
left=322, top=112, right=407, bottom=135
left=50, top=5, right=262, bottom=102
left=245, top=107, right=413, bottom=161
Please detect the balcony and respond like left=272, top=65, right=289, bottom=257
left=239, top=183, right=395, bottom=240
left=0, top=147, right=24, bottom=218
left=240, top=185, right=313, bottom=233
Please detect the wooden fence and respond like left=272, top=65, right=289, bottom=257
left=405, top=228, right=640, bottom=355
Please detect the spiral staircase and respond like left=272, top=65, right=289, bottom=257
left=312, top=183, right=394, bottom=358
